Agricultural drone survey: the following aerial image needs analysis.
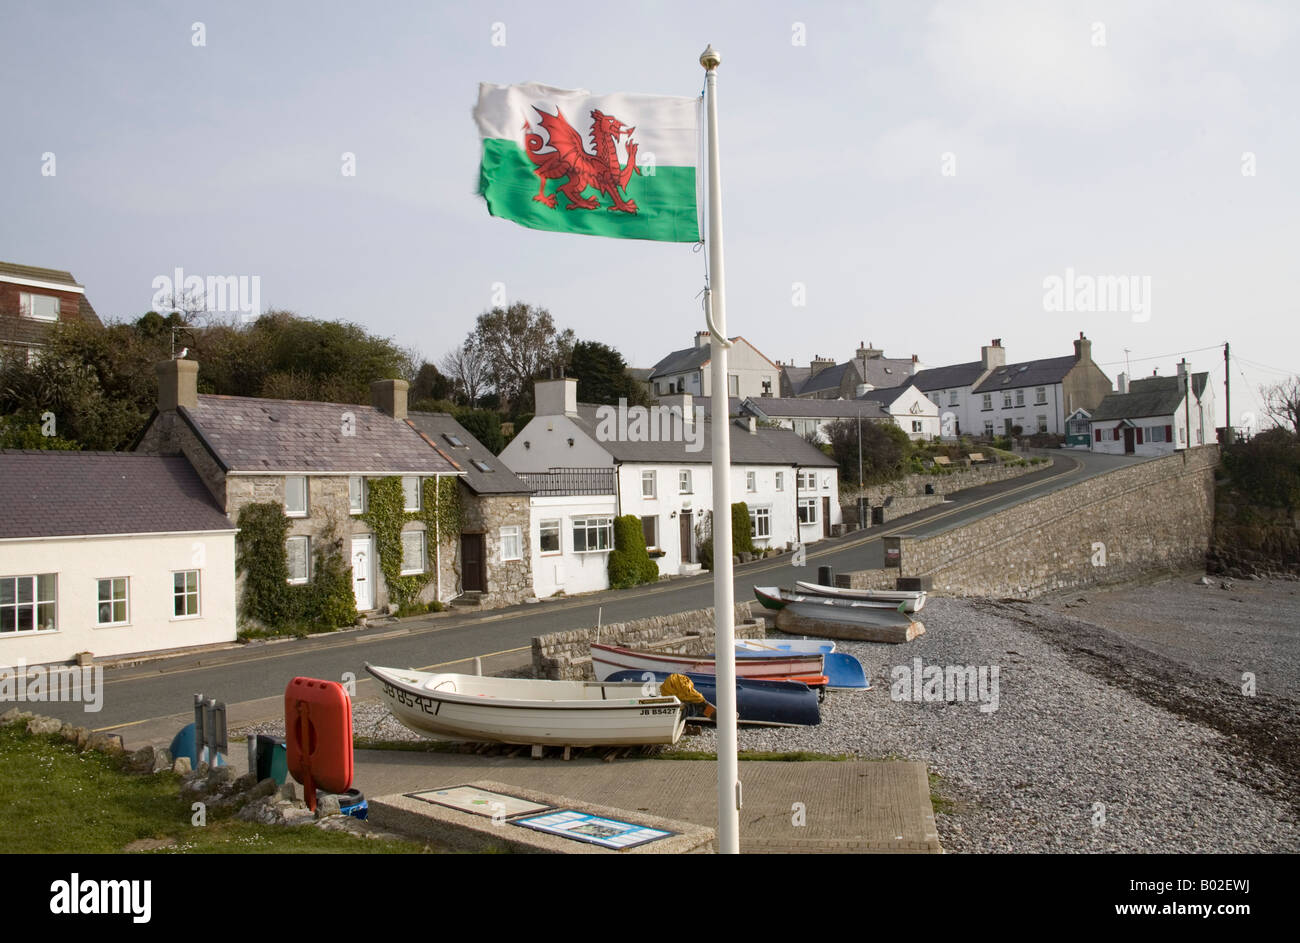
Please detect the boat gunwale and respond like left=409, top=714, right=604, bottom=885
left=364, top=665, right=683, bottom=713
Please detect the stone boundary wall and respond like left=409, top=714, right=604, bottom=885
left=893, top=446, right=1218, bottom=597
left=840, top=458, right=1050, bottom=525
left=532, top=602, right=759, bottom=680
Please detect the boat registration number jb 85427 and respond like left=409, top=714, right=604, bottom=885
left=640, top=707, right=678, bottom=715
left=384, top=683, right=437, bottom=715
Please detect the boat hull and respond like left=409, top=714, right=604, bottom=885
left=365, top=666, right=685, bottom=747
left=793, top=580, right=927, bottom=613
left=736, top=638, right=836, bottom=655
left=729, top=643, right=868, bottom=690
left=605, top=671, right=821, bottom=727
left=590, top=643, right=826, bottom=685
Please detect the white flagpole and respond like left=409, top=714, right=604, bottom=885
left=700, top=43, right=740, bottom=855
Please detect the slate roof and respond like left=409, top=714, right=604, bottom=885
left=406, top=412, right=532, bottom=495
left=180, top=394, right=461, bottom=475
left=854, top=385, right=913, bottom=408
left=741, top=396, right=891, bottom=421
left=781, top=365, right=811, bottom=393
left=648, top=343, right=712, bottom=379
left=972, top=356, right=1078, bottom=393
left=0, top=261, right=83, bottom=287
left=569, top=404, right=836, bottom=466
left=906, top=361, right=987, bottom=392
left=0, top=451, right=233, bottom=539
left=1089, top=374, right=1208, bottom=422
left=797, top=357, right=913, bottom=396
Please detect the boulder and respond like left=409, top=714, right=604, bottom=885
left=232, top=771, right=259, bottom=793
left=26, top=716, right=63, bottom=736
left=314, top=794, right=341, bottom=819
left=247, top=777, right=278, bottom=801
left=172, top=756, right=192, bottom=775
left=276, top=782, right=297, bottom=802
left=151, top=748, right=173, bottom=773
left=127, top=745, right=156, bottom=773
left=87, top=731, right=125, bottom=755
left=0, top=708, right=34, bottom=726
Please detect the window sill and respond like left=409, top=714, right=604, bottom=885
left=574, top=549, right=611, bottom=555
left=94, top=622, right=131, bottom=630
left=539, top=550, right=562, bottom=557
left=399, top=569, right=426, bottom=577
left=1, top=628, right=59, bottom=637
left=287, top=578, right=309, bottom=586
left=170, top=614, right=202, bottom=622
left=285, top=511, right=308, bottom=519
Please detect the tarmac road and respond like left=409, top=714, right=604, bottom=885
left=32, top=449, right=1149, bottom=733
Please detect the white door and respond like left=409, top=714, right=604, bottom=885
left=351, top=536, right=373, bottom=611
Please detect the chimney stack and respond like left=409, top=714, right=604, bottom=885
left=980, top=339, right=1006, bottom=372
left=809, top=355, right=835, bottom=378
left=535, top=377, right=578, bottom=417
left=1073, top=331, right=1092, bottom=363
left=695, top=330, right=711, bottom=349
left=156, top=359, right=199, bottom=412
left=371, top=378, right=409, bottom=419
left=1117, top=372, right=1129, bottom=394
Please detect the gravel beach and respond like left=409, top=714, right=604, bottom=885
left=239, top=575, right=1300, bottom=853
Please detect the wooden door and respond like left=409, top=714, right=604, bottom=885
left=821, top=497, right=831, bottom=537
left=1123, top=427, right=1135, bottom=454
left=461, top=533, right=485, bottom=592
left=679, top=511, right=693, bottom=564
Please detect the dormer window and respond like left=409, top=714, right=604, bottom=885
left=19, top=293, right=59, bottom=321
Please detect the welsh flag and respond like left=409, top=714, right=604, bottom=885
left=473, top=82, right=700, bottom=243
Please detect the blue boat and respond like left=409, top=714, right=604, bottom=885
left=723, top=646, right=870, bottom=691
left=604, top=670, right=821, bottom=727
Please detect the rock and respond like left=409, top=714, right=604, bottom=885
left=59, top=722, right=80, bottom=742
left=1196, top=576, right=1213, bottom=586
left=26, top=716, right=63, bottom=736
left=314, top=794, right=341, bottom=819
left=205, top=765, right=237, bottom=793
left=232, top=771, right=259, bottom=793
left=75, top=728, right=90, bottom=750
left=172, top=756, right=192, bottom=775
left=87, top=731, right=124, bottom=754
left=127, top=745, right=156, bottom=773
left=0, top=708, right=32, bottom=726
left=247, top=777, right=278, bottom=801
left=151, top=748, right=173, bottom=773
left=277, top=782, right=297, bottom=802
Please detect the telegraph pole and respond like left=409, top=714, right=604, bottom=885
left=1224, top=341, right=1232, bottom=444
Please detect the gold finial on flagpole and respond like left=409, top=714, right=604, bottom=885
left=700, top=44, right=721, bottom=70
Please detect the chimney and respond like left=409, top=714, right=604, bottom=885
left=1117, top=372, right=1129, bottom=394
left=695, top=330, right=710, bottom=349
left=535, top=377, right=578, bottom=417
left=371, top=378, right=409, bottom=419
left=856, top=341, right=882, bottom=360
left=1176, top=359, right=1189, bottom=381
left=809, top=355, right=835, bottom=378
left=156, top=359, right=199, bottom=412
left=1073, top=331, right=1092, bottom=363
left=981, top=339, right=1006, bottom=372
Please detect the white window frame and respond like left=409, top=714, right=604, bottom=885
left=912, top=420, right=923, bottom=433
left=797, top=470, right=816, bottom=490
left=746, top=470, right=756, bottom=492
left=96, top=577, right=130, bottom=627
left=0, top=574, right=57, bottom=634
left=679, top=469, right=692, bottom=494
left=641, top=470, right=656, bottom=499
left=949, top=391, right=958, bottom=406
left=349, top=476, right=365, bottom=514
left=728, top=374, right=740, bottom=396
left=1002, top=392, right=1012, bottom=409
left=284, top=476, right=308, bottom=517
left=774, top=471, right=784, bottom=491
left=286, top=536, right=310, bottom=584
left=641, top=515, right=659, bottom=550
left=749, top=506, right=771, bottom=540
left=982, top=393, right=992, bottom=411
left=1015, top=389, right=1025, bottom=407
left=172, top=570, right=201, bottom=619
left=539, top=519, right=561, bottom=556
left=797, top=497, right=818, bottom=525
left=500, top=525, right=522, bottom=562
left=1035, top=386, right=1047, bottom=405
left=19, top=292, right=60, bottom=321
left=401, top=530, right=426, bottom=575
left=573, top=516, right=614, bottom=553
left=1037, top=415, right=1048, bottom=434
left=402, top=476, right=421, bottom=512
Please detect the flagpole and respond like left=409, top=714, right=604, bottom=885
left=700, top=43, right=740, bottom=855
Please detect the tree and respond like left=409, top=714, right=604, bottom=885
left=825, top=418, right=911, bottom=487
left=567, top=340, right=650, bottom=407
left=410, top=361, right=454, bottom=403
left=439, top=336, right=489, bottom=407
left=1261, top=377, right=1300, bottom=435
left=469, top=303, right=574, bottom=412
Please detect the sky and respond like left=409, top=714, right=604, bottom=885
left=3, top=0, right=1298, bottom=430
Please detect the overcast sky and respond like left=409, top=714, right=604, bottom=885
left=4, top=1, right=1297, bottom=428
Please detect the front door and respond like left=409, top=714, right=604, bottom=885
left=461, top=533, right=485, bottom=592
left=680, top=511, right=694, bottom=564
left=822, top=497, right=831, bottom=538
left=351, top=536, right=374, bottom=611
left=1123, top=427, right=1135, bottom=454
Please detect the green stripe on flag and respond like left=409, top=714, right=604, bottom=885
left=477, top=138, right=699, bottom=243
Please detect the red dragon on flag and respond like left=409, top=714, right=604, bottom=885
left=523, top=106, right=642, bottom=214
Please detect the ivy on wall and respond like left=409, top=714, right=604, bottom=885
left=234, top=502, right=357, bottom=635
left=361, top=476, right=462, bottom=610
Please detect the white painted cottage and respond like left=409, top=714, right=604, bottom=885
left=0, top=451, right=237, bottom=665
left=501, top=379, right=842, bottom=579
left=1088, top=362, right=1215, bottom=456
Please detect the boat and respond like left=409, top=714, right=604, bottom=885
left=731, top=642, right=869, bottom=691
left=736, top=638, right=836, bottom=655
left=605, top=670, right=821, bottom=727
left=752, top=586, right=925, bottom=643
left=364, top=665, right=686, bottom=747
left=793, top=580, right=927, bottom=613
left=590, top=643, right=828, bottom=687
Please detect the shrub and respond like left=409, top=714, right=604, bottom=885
left=731, top=502, right=755, bottom=556
left=608, top=515, right=660, bottom=589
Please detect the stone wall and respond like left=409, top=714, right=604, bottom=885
left=840, top=458, right=1049, bottom=525
left=885, top=446, right=1218, bottom=597
left=459, top=490, right=533, bottom=606
left=532, top=602, right=759, bottom=680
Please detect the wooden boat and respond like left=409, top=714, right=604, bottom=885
left=605, top=670, right=821, bottom=727
left=730, top=643, right=869, bottom=691
left=590, top=643, right=828, bottom=687
left=793, top=580, right=927, bottom=613
left=736, top=638, right=836, bottom=655
left=753, top=586, right=925, bottom=643
left=365, top=665, right=686, bottom=747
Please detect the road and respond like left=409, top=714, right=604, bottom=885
left=33, top=449, right=1148, bottom=733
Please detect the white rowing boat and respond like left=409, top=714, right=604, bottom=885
left=735, top=638, right=836, bottom=655
left=365, top=665, right=686, bottom=747
left=793, top=580, right=927, bottom=612
left=590, top=643, right=827, bottom=685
